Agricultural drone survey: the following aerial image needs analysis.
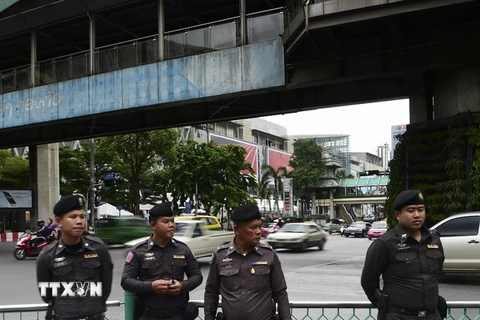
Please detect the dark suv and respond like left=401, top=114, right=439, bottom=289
left=343, top=221, right=372, bottom=238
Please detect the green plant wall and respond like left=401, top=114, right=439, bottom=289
left=387, top=113, right=479, bottom=228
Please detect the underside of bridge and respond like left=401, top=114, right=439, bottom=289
left=1, top=0, right=479, bottom=148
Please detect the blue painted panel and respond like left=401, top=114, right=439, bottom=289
left=0, top=39, right=285, bottom=129
left=158, top=58, right=202, bottom=104
left=89, top=71, right=123, bottom=113
left=183, top=51, right=241, bottom=98
left=122, top=64, right=159, bottom=109
left=3, top=91, right=31, bottom=127
left=57, top=78, right=90, bottom=119
left=242, top=39, right=285, bottom=90
left=29, top=86, right=59, bottom=124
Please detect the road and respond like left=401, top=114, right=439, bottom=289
left=0, top=234, right=479, bottom=319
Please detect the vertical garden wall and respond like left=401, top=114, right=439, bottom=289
left=386, top=112, right=480, bottom=228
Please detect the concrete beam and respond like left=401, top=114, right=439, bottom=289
left=308, top=0, right=476, bottom=31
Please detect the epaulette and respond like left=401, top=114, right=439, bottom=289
left=378, top=229, right=396, bottom=243
left=214, top=243, right=230, bottom=253
left=258, top=242, right=274, bottom=251
left=132, top=238, right=149, bottom=250
left=172, top=237, right=187, bottom=247
left=83, top=234, right=106, bottom=245
left=38, top=241, right=58, bottom=256
left=430, top=229, right=441, bottom=238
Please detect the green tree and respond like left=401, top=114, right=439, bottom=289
left=59, top=146, right=90, bottom=196
left=151, top=141, right=257, bottom=218
left=288, top=139, right=325, bottom=219
left=96, top=129, right=179, bottom=215
left=0, top=150, right=29, bottom=188
left=260, top=164, right=287, bottom=215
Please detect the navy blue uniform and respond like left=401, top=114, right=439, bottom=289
left=36, top=235, right=113, bottom=319
left=121, top=236, right=202, bottom=320
left=361, top=225, right=444, bottom=319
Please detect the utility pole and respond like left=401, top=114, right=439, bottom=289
left=89, top=138, right=95, bottom=227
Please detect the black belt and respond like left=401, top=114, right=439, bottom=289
left=54, top=313, right=104, bottom=320
left=142, top=306, right=183, bottom=318
left=389, top=306, right=437, bottom=317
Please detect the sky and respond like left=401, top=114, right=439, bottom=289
left=260, top=99, right=410, bottom=154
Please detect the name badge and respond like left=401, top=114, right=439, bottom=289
left=252, top=261, right=268, bottom=265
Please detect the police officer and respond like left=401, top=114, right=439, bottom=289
left=204, top=203, right=291, bottom=320
left=36, top=195, right=114, bottom=320
left=121, top=202, right=202, bottom=320
left=361, top=190, right=445, bottom=320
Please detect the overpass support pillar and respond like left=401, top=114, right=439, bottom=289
left=434, top=67, right=480, bottom=119
left=409, top=76, right=433, bottom=124
left=30, top=144, right=60, bottom=225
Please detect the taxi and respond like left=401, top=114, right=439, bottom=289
left=176, top=214, right=222, bottom=231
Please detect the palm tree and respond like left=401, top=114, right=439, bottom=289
left=258, top=171, right=274, bottom=216
left=261, top=164, right=287, bottom=215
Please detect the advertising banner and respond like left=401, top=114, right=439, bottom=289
left=0, top=190, right=32, bottom=208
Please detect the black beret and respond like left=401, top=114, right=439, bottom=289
left=231, top=204, right=262, bottom=222
left=149, top=203, right=173, bottom=221
left=393, top=189, right=425, bottom=210
left=54, top=195, right=86, bottom=217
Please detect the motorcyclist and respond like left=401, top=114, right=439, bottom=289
left=29, top=219, right=50, bottom=248
left=46, top=217, right=58, bottom=240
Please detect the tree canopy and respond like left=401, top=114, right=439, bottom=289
left=288, top=139, right=325, bottom=218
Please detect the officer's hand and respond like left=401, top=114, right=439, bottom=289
left=167, top=280, right=182, bottom=296
left=152, top=279, right=172, bottom=294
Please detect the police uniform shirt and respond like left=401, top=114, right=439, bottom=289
left=121, top=235, right=202, bottom=311
left=361, top=225, right=444, bottom=311
left=36, top=235, right=114, bottom=318
left=204, top=240, right=291, bottom=320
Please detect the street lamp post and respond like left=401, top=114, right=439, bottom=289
left=87, top=183, right=104, bottom=228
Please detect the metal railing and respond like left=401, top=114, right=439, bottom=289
left=0, top=8, right=286, bottom=95
left=5, top=299, right=476, bottom=320
left=0, top=300, right=122, bottom=320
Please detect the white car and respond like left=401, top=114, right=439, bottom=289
left=266, top=222, right=327, bottom=251
left=430, top=212, right=480, bottom=273
left=124, top=220, right=233, bottom=259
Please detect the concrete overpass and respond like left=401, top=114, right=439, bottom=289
left=0, top=0, right=479, bottom=223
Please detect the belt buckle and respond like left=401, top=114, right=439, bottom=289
left=418, top=310, right=427, bottom=317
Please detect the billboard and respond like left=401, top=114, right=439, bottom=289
left=210, top=134, right=258, bottom=177
left=268, top=148, right=292, bottom=170
left=0, top=190, right=33, bottom=208
left=391, top=124, right=407, bottom=155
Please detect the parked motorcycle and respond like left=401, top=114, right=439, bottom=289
left=13, top=230, right=53, bottom=260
